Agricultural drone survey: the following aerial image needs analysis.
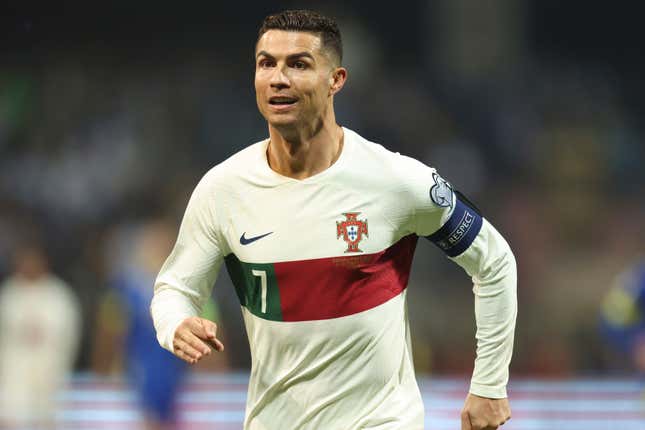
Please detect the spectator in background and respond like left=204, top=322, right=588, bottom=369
left=93, top=217, right=229, bottom=430
left=0, top=242, right=81, bottom=430
left=600, top=259, right=645, bottom=376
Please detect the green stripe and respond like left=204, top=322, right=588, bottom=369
left=224, top=254, right=283, bottom=321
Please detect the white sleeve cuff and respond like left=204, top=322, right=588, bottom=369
left=150, top=285, right=201, bottom=352
left=469, top=382, right=508, bottom=399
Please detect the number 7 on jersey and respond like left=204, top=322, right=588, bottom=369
left=251, top=269, right=268, bottom=314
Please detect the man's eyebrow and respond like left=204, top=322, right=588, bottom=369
left=256, top=50, right=274, bottom=59
left=287, top=52, right=315, bottom=61
left=256, top=51, right=316, bottom=61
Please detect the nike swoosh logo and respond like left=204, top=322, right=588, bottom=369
left=240, top=231, right=273, bottom=245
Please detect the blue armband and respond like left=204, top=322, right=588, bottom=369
left=426, top=191, right=483, bottom=257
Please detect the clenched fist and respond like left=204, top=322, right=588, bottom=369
left=172, top=316, right=225, bottom=364
left=461, top=393, right=511, bottom=430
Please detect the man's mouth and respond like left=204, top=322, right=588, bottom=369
left=269, top=96, right=298, bottom=106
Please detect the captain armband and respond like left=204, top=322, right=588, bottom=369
left=426, top=190, right=483, bottom=257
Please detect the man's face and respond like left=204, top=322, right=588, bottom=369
left=255, top=30, right=338, bottom=129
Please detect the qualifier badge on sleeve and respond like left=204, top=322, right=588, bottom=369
left=430, top=172, right=453, bottom=208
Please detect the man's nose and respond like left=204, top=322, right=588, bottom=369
left=270, top=65, right=290, bottom=89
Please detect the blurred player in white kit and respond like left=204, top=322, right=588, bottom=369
left=0, top=243, right=81, bottom=430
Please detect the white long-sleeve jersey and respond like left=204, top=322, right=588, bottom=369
left=151, top=127, right=517, bottom=430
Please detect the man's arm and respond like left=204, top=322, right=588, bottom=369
left=449, top=218, right=516, bottom=429
left=150, top=173, right=227, bottom=364
left=397, top=156, right=516, bottom=430
left=446, top=215, right=517, bottom=398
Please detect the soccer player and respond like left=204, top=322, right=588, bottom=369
left=600, top=260, right=645, bottom=375
left=0, top=243, right=81, bottom=429
left=94, top=219, right=189, bottom=430
left=151, top=9, right=517, bottom=430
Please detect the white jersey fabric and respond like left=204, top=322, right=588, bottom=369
left=151, top=127, right=517, bottom=430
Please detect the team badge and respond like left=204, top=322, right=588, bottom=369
left=336, top=212, right=368, bottom=253
left=430, top=172, right=453, bottom=208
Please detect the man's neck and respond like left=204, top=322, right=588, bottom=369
left=266, top=122, right=344, bottom=180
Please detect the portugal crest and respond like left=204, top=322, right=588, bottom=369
left=336, top=212, right=368, bottom=253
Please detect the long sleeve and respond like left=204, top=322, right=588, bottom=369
left=150, top=173, right=226, bottom=352
left=451, top=219, right=517, bottom=398
left=400, top=157, right=517, bottom=399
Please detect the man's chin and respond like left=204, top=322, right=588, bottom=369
left=267, top=115, right=299, bottom=130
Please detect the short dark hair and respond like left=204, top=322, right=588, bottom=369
left=257, top=10, right=343, bottom=65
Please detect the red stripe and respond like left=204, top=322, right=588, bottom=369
left=274, top=235, right=418, bottom=321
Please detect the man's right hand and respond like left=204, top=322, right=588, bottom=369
left=172, top=316, right=225, bottom=364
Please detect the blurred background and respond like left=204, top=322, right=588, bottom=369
left=0, top=0, right=644, bottom=428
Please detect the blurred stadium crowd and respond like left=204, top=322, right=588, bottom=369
left=0, top=0, right=643, bottom=384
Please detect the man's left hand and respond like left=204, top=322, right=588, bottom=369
left=460, top=393, right=511, bottom=430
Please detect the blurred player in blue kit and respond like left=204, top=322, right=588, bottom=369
left=600, top=259, right=645, bottom=377
left=95, top=219, right=189, bottom=430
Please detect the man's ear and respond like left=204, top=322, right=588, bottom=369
left=329, top=67, right=347, bottom=96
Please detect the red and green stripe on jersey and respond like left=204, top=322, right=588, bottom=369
left=224, top=235, right=418, bottom=322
